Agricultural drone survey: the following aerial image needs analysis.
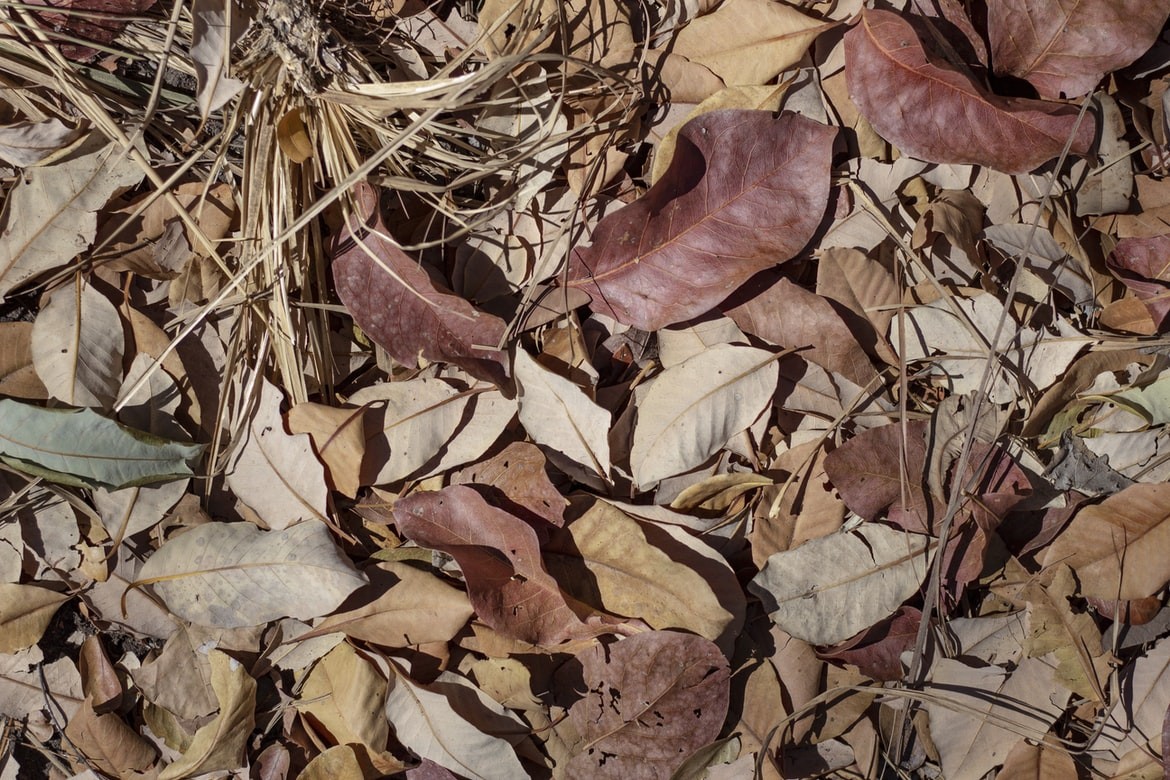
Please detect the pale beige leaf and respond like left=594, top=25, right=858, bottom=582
left=226, top=378, right=328, bottom=529
left=546, top=500, right=745, bottom=653
left=657, top=316, right=748, bottom=369
left=287, top=401, right=366, bottom=498
left=349, top=378, right=470, bottom=486
left=0, top=648, right=83, bottom=723
left=1023, top=565, right=1110, bottom=701
left=0, top=136, right=143, bottom=300
left=924, top=657, right=1067, bottom=780
left=138, top=521, right=367, bottom=628
left=0, top=584, right=68, bottom=653
left=1124, top=637, right=1170, bottom=747
left=307, top=561, right=473, bottom=647
left=419, top=387, right=517, bottom=477
left=158, top=650, right=256, bottom=780
left=0, top=118, right=83, bottom=167
left=513, top=349, right=610, bottom=479
left=749, top=524, right=931, bottom=645
left=31, top=279, right=125, bottom=408
left=673, top=0, right=834, bottom=86
left=191, top=0, right=247, bottom=120
left=385, top=666, right=526, bottom=780
left=631, top=344, right=777, bottom=487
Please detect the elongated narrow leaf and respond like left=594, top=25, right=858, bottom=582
left=138, top=521, right=367, bottom=628
left=988, top=0, right=1170, bottom=100
left=845, top=8, right=1095, bottom=174
left=0, top=135, right=143, bottom=300
left=568, top=110, right=835, bottom=330
left=0, top=399, right=200, bottom=490
left=631, top=344, right=777, bottom=487
left=749, top=524, right=932, bottom=646
left=332, top=182, right=508, bottom=385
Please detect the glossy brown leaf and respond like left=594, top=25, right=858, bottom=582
left=332, top=183, right=509, bottom=385
left=1108, top=235, right=1170, bottom=331
left=392, top=486, right=593, bottom=645
left=567, top=110, right=835, bottom=331
left=988, top=0, right=1170, bottom=100
left=845, top=8, right=1095, bottom=174
left=556, top=631, right=730, bottom=778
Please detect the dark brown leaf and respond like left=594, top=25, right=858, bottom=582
left=567, top=110, right=835, bottom=331
left=557, top=631, right=730, bottom=779
left=332, top=183, right=509, bottom=385
left=988, top=0, right=1170, bottom=99
left=28, top=0, right=157, bottom=62
left=845, top=8, right=1096, bottom=174
left=392, top=485, right=594, bottom=645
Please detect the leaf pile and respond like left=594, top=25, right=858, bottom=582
left=4, top=0, right=1170, bottom=778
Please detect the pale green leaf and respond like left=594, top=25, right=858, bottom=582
left=0, top=399, right=201, bottom=490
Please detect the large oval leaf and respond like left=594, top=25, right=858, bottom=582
left=31, top=279, right=125, bottom=408
left=988, top=0, right=1170, bottom=100
left=630, top=344, right=778, bottom=487
left=844, top=8, right=1095, bottom=174
left=556, top=631, right=730, bottom=779
left=331, top=182, right=508, bottom=385
left=0, top=399, right=200, bottom=490
left=138, top=521, right=367, bottom=627
left=567, top=109, right=835, bottom=330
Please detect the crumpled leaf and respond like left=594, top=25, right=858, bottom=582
left=138, top=521, right=367, bottom=628
left=392, top=485, right=595, bottom=645
left=845, top=8, right=1096, bottom=174
left=332, top=182, right=508, bottom=385
left=556, top=631, right=730, bottom=779
left=568, top=110, right=835, bottom=330
left=158, top=650, right=255, bottom=780
left=988, top=0, right=1170, bottom=100
left=749, top=523, right=932, bottom=646
left=0, top=135, right=143, bottom=301
left=0, top=398, right=201, bottom=490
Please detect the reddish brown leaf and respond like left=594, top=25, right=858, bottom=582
left=819, top=606, right=921, bottom=682
left=557, top=631, right=730, bottom=778
left=392, top=485, right=592, bottom=645
left=844, top=8, right=1096, bottom=174
left=988, top=0, right=1170, bottom=100
left=567, top=110, right=835, bottom=331
left=451, top=441, right=568, bottom=527
left=1108, top=235, right=1170, bottom=331
left=332, top=183, right=509, bottom=385
left=28, top=0, right=157, bottom=62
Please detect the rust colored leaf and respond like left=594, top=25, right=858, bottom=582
left=332, top=183, right=509, bottom=385
left=988, top=0, right=1170, bottom=100
left=392, top=486, right=592, bottom=645
left=28, top=0, right=157, bottom=62
left=1108, top=235, right=1170, bottom=331
left=844, top=8, right=1095, bottom=174
left=819, top=606, right=921, bottom=682
left=557, top=631, right=730, bottom=778
left=567, top=110, right=835, bottom=331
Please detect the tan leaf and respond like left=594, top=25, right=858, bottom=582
left=0, top=584, right=68, bottom=654
left=31, top=278, right=125, bottom=408
left=64, top=695, right=156, bottom=777
left=0, top=322, right=47, bottom=400
left=0, top=135, right=143, bottom=300
left=1022, top=564, right=1111, bottom=702
left=287, top=401, right=366, bottom=498
left=158, top=650, right=256, bottom=780
left=0, top=118, right=83, bottom=167
left=226, top=378, right=328, bottom=529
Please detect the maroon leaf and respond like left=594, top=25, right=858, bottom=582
left=1108, top=235, right=1170, bottom=331
left=392, top=486, right=593, bottom=645
left=451, top=441, right=568, bottom=528
left=819, top=606, right=921, bottom=682
left=845, top=8, right=1096, bottom=174
left=988, top=0, right=1170, bottom=100
left=556, top=631, right=730, bottom=779
left=567, top=110, right=835, bottom=331
left=332, top=183, right=509, bottom=385
left=28, top=0, right=157, bottom=62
